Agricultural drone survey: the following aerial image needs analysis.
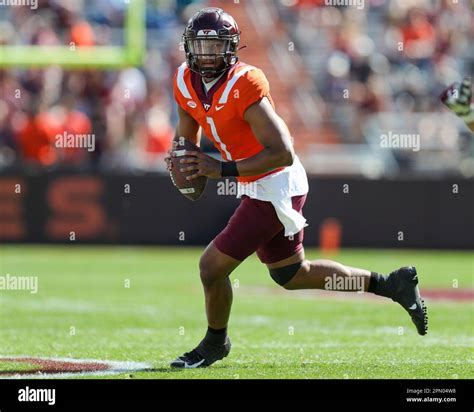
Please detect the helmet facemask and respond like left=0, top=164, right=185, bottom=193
left=183, top=32, right=240, bottom=78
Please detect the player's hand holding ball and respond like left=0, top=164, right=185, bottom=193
left=168, top=137, right=211, bottom=201
left=180, top=151, right=221, bottom=180
left=164, top=141, right=177, bottom=172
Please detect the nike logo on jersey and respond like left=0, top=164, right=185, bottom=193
left=216, top=105, right=224, bottom=111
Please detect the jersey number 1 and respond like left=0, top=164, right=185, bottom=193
left=206, top=116, right=232, bottom=161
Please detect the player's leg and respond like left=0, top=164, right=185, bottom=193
left=199, top=241, right=240, bottom=330
left=264, top=250, right=428, bottom=335
left=259, top=228, right=372, bottom=292
left=270, top=251, right=371, bottom=292
left=257, top=194, right=427, bottom=335
left=170, top=242, right=239, bottom=369
left=171, top=196, right=285, bottom=368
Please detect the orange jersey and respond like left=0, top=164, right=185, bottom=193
left=173, top=61, right=282, bottom=183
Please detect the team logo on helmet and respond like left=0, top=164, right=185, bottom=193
left=198, top=29, right=217, bottom=36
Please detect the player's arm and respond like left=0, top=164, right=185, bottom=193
left=441, top=78, right=474, bottom=132
left=181, top=97, right=294, bottom=179
left=166, top=105, right=201, bottom=171
left=174, top=105, right=202, bottom=146
left=232, top=97, right=294, bottom=176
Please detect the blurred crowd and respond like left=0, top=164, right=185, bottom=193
left=276, top=0, right=473, bottom=142
left=0, top=0, right=472, bottom=172
left=0, top=0, right=201, bottom=171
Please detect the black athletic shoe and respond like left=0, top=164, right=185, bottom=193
left=388, top=266, right=428, bottom=335
left=170, top=336, right=231, bottom=368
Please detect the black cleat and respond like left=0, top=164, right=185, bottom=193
left=388, top=266, right=428, bottom=335
left=170, top=336, right=231, bottom=368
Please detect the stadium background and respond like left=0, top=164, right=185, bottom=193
left=0, top=0, right=473, bottom=381
left=0, top=0, right=473, bottom=248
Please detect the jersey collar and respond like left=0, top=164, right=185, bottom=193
left=190, top=63, right=244, bottom=112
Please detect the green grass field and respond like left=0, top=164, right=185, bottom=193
left=0, top=246, right=472, bottom=379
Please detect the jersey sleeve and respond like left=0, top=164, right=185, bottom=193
left=172, top=68, right=185, bottom=109
left=234, top=69, right=271, bottom=119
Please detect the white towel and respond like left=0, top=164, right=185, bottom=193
left=237, top=156, right=309, bottom=236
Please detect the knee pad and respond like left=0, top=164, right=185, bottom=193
left=269, top=261, right=302, bottom=286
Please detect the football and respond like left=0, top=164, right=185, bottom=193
left=169, top=138, right=208, bottom=201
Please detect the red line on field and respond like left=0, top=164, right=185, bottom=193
left=238, top=286, right=473, bottom=302
left=0, top=357, right=110, bottom=375
left=421, top=289, right=473, bottom=302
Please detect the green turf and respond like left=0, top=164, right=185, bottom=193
left=0, top=246, right=472, bottom=379
left=0, top=362, right=39, bottom=373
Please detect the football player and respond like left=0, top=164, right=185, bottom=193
left=166, top=7, right=428, bottom=369
left=441, top=78, right=474, bottom=132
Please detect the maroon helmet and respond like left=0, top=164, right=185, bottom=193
left=182, top=7, right=241, bottom=78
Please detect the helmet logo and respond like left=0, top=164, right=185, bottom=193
left=197, top=29, right=217, bottom=36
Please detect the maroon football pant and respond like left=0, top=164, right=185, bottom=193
left=213, top=195, right=307, bottom=264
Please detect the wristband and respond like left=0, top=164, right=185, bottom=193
left=221, top=161, right=239, bottom=177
